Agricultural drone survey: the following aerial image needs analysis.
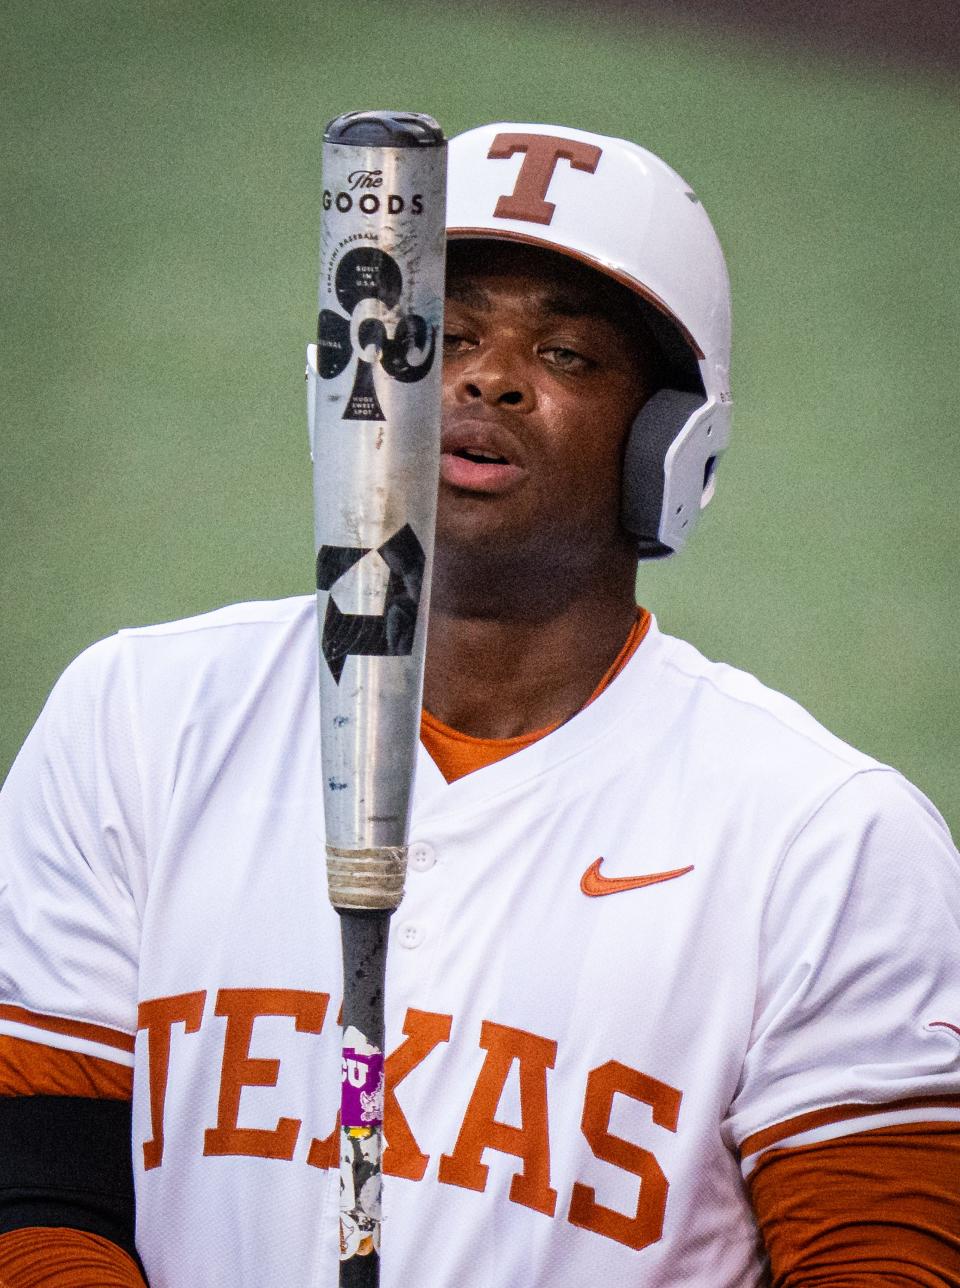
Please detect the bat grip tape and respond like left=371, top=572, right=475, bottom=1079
left=327, top=845, right=408, bottom=911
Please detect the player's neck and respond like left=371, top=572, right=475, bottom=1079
left=423, top=572, right=639, bottom=740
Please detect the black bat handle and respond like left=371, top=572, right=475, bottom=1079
left=337, top=909, right=390, bottom=1285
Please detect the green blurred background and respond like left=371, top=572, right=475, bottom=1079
left=2, top=0, right=957, bottom=834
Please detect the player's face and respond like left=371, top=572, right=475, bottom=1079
left=439, top=242, right=657, bottom=571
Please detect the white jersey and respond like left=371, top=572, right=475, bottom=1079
left=2, top=596, right=959, bottom=1287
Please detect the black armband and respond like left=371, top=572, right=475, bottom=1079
left=0, top=1094, right=141, bottom=1269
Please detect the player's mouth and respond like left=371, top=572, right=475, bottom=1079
left=440, top=424, right=525, bottom=494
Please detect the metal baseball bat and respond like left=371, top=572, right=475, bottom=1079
left=307, top=109, right=446, bottom=1285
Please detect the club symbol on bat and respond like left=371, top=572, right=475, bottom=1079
left=317, top=247, right=436, bottom=421
left=316, top=524, right=425, bottom=683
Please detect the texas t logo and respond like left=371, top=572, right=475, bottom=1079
left=487, top=133, right=603, bottom=226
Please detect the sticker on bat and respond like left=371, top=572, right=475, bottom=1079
left=339, top=1129, right=381, bottom=1260
left=317, top=247, right=437, bottom=421
left=341, top=1052, right=385, bottom=1129
left=340, top=1024, right=384, bottom=1129
left=338, top=1025, right=384, bottom=1260
left=316, top=523, right=425, bottom=683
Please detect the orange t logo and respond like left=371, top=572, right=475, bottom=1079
left=488, top=133, right=603, bottom=226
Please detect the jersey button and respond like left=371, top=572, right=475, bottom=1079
left=408, top=841, right=436, bottom=872
left=397, top=921, right=425, bottom=949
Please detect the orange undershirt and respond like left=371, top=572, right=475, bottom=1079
left=748, top=1123, right=960, bottom=1284
left=0, top=1228, right=145, bottom=1287
left=2, top=604, right=959, bottom=1283
left=421, top=607, right=651, bottom=782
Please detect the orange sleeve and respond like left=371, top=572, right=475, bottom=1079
left=0, top=1036, right=132, bottom=1099
left=748, top=1122, right=960, bottom=1285
left=0, top=1228, right=146, bottom=1287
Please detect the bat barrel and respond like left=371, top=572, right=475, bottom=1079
left=311, top=108, right=446, bottom=903
left=310, top=109, right=446, bottom=1282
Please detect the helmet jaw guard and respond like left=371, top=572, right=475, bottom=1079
left=622, top=391, right=732, bottom=557
left=446, top=122, right=733, bottom=557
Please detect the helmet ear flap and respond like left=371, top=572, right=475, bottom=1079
left=621, top=389, right=711, bottom=558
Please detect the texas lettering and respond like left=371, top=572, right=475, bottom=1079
left=137, top=987, right=683, bottom=1252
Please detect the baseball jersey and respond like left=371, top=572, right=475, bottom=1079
left=1, top=595, right=959, bottom=1287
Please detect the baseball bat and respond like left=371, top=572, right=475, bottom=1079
left=307, top=109, right=446, bottom=1285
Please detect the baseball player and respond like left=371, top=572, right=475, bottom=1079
left=1, top=122, right=959, bottom=1286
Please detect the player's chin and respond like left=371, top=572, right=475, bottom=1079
left=437, top=502, right=596, bottom=579
left=436, top=468, right=528, bottom=532
left=435, top=488, right=535, bottom=556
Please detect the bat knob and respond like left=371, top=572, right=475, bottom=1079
left=324, top=110, right=445, bottom=147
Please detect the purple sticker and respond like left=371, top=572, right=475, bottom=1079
left=341, top=1048, right=384, bottom=1128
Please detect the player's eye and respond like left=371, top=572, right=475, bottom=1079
left=540, top=345, right=592, bottom=373
left=442, top=332, right=474, bottom=355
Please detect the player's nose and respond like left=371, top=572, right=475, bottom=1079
left=452, top=347, right=535, bottom=411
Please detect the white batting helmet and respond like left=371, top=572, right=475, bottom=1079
left=446, top=122, right=733, bottom=557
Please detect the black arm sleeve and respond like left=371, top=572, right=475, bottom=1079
left=0, top=1094, right=142, bottom=1270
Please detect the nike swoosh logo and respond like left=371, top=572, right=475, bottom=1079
left=580, top=856, right=695, bottom=897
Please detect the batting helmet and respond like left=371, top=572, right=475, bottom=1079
left=446, top=122, right=733, bottom=557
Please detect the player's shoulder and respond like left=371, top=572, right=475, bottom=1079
left=56, top=595, right=316, bottom=712
left=117, top=594, right=315, bottom=643
left=647, top=619, right=881, bottom=777
left=639, top=621, right=959, bottom=858
left=122, top=594, right=316, bottom=683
